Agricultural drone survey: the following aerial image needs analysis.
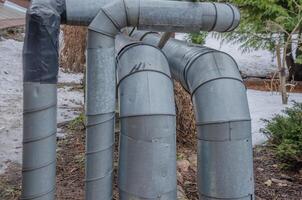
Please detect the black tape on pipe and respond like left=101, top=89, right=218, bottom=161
left=23, top=0, right=66, bottom=83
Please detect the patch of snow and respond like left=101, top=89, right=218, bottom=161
left=176, top=33, right=277, bottom=77
left=0, top=39, right=84, bottom=173
left=248, top=90, right=302, bottom=145
left=58, top=69, right=83, bottom=84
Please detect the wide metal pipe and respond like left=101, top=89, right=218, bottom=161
left=132, top=32, right=255, bottom=200
left=116, top=35, right=177, bottom=199
left=85, top=30, right=116, bottom=200
left=22, top=0, right=66, bottom=199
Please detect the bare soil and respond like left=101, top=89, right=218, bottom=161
left=244, top=78, right=302, bottom=93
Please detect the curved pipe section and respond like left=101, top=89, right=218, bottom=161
left=116, top=36, right=177, bottom=199
left=133, top=32, right=255, bottom=200
left=83, top=1, right=240, bottom=198
left=22, top=0, right=66, bottom=199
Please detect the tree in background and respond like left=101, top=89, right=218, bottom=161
left=190, top=0, right=302, bottom=104
left=216, top=0, right=302, bottom=81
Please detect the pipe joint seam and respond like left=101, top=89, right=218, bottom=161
left=86, top=143, right=115, bottom=155
left=197, top=119, right=251, bottom=142
left=23, top=130, right=57, bottom=144
left=85, top=169, right=114, bottom=183
left=20, top=186, right=55, bottom=200
left=184, top=50, right=243, bottom=94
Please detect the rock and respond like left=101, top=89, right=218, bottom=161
left=177, top=160, right=190, bottom=173
left=271, top=178, right=291, bottom=185
left=264, top=179, right=272, bottom=187
left=257, top=167, right=264, bottom=172
left=188, top=153, right=197, bottom=168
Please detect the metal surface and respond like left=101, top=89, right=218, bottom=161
left=22, top=83, right=57, bottom=200
left=22, top=0, right=66, bottom=199
left=85, top=2, right=240, bottom=198
left=66, top=0, right=240, bottom=33
left=133, top=32, right=255, bottom=200
left=23, top=0, right=244, bottom=199
left=85, top=30, right=116, bottom=200
left=116, top=37, right=177, bottom=199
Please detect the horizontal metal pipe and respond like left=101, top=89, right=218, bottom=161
left=66, top=0, right=240, bottom=33
left=132, top=32, right=255, bottom=200
left=116, top=35, right=177, bottom=199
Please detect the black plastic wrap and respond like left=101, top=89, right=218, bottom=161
left=23, top=0, right=66, bottom=83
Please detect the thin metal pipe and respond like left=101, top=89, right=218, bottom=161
left=116, top=35, right=177, bottom=199
left=85, top=30, right=116, bottom=200
left=132, top=32, right=255, bottom=200
left=22, top=0, right=66, bottom=199
left=22, top=83, right=57, bottom=200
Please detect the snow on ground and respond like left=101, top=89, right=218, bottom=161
left=0, top=39, right=84, bottom=173
left=176, top=33, right=277, bottom=77
left=0, top=36, right=302, bottom=173
left=248, top=90, right=302, bottom=145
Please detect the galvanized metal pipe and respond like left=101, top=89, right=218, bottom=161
left=66, top=0, right=240, bottom=33
left=132, top=32, right=255, bottom=200
left=116, top=34, right=177, bottom=199
left=22, top=0, right=66, bottom=199
left=85, top=30, right=116, bottom=200
left=73, top=0, right=240, bottom=198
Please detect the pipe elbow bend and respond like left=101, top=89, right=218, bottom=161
left=184, top=50, right=243, bottom=95
left=186, top=49, right=251, bottom=138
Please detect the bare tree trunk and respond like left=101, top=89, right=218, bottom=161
left=276, top=44, right=288, bottom=104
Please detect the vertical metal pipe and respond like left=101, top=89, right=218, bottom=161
left=116, top=37, right=177, bottom=199
left=85, top=30, right=116, bottom=200
left=132, top=32, right=255, bottom=200
left=22, top=83, right=57, bottom=200
left=22, top=0, right=66, bottom=199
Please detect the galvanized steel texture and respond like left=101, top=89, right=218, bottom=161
left=65, top=0, right=240, bottom=34
left=117, top=39, right=177, bottom=199
left=85, top=30, right=116, bottom=200
left=22, top=83, right=57, bottom=200
left=133, top=32, right=255, bottom=199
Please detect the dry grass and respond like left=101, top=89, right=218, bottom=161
left=60, top=26, right=87, bottom=73
left=174, top=81, right=196, bottom=146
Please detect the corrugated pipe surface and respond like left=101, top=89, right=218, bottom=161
left=22, top=0, right=66, bottom=199
left=116, top=34, right=177, bottom=199
left=132, top=32, right=255, bottom=200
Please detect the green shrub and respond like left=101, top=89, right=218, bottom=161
left=68, top=113, right=86, bottom=131
left=262, top=101, right=302, bottom=169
